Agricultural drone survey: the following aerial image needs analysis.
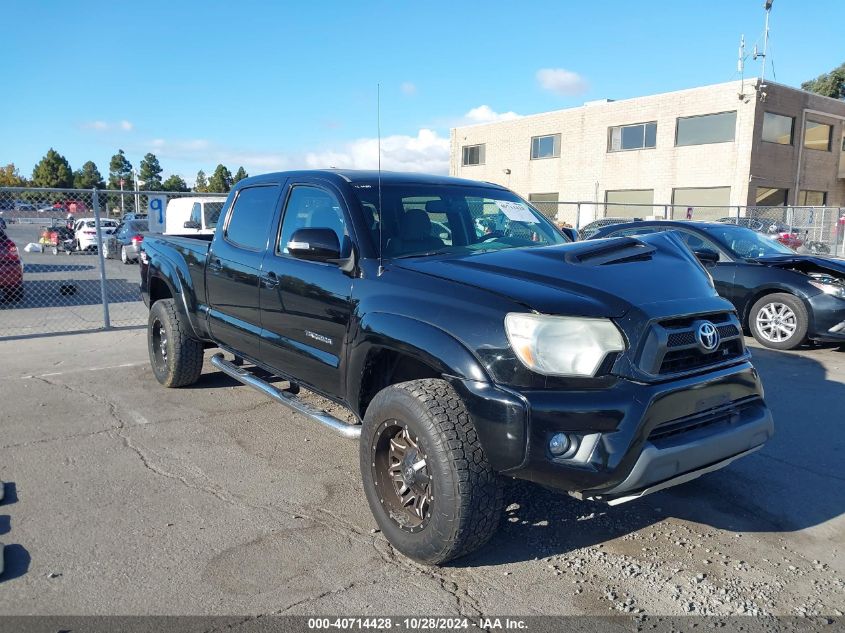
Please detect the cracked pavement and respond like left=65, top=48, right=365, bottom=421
left=0, top=329, right=843, bottom=616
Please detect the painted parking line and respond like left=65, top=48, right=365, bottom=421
left=5, top=361, right=148, bottom=381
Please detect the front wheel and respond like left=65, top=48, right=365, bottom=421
left=148, top=298, right=204, bottom=387
left=749, top=293, right=808, bottom=350
left=360, top=379, right=504, bottom=565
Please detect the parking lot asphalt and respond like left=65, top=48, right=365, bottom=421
left=0, top=329, right=843, bottom=616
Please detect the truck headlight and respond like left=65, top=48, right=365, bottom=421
left=504, top=313, right=625, bottom=377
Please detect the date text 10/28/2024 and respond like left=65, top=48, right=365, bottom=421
left=307, top=618, right=528, bottom=630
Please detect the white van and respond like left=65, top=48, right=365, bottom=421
left=162, top=197, right=225, bottom=235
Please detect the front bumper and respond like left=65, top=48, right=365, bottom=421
left=808, top=293, right=845, bottom=341
left=452, top=361, right=772, bottom=495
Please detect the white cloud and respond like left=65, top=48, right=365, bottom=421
left=81, top=119, right=135, bottom=132
left=536, top=68, right=588, bottom=96
left=463, top=105, right=522, bottom=124
left=400, top=81, right=417, bottom=96
left=305, top=128, right=449, bottom=174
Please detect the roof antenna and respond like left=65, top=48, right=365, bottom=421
left=377, top=82, right=385, bottom=276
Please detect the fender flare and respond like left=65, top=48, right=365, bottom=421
left=346, top=312, right=490, bottom=411
left=148, top=255, right=203, bottom=340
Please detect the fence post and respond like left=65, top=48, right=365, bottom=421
left=92, top=189, right=111, bottom=329
left=736, top=206, right=741, bottom=221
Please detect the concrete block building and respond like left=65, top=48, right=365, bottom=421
left=450, top=79, right=845, bottom=223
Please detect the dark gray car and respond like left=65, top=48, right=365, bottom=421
left=103, top=219, right=148, bottom=263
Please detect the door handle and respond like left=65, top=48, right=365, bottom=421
left=262, top=271, right=279, bottom=288
left=208, top=258, right=223, bottom=272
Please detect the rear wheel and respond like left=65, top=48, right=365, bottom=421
left=749, top=293, right=808, bottom=350
left=148, top=298, right=204, bottom=387
left=360, top=379, right=504, bottom=565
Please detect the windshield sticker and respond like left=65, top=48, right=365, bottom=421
left=495, top=200, right=538, bottom=223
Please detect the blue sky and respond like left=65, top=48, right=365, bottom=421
left=1, top=0, right=842, bottom=185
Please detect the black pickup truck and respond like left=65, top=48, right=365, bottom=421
left=140, top=170, right=773, bottom=564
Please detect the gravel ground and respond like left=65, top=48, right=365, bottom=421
left=0, top=329, right=842, bottom=617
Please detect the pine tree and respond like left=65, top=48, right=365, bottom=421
left=233, top=166, right=249, bottom=184
left=0, top=163, right=26, bottom=187
left=139, top=153, right=164, bottom=190
left=108, top=149, right=134, bottom=190
left=194, top=170, right=209, bottom=192
left=73, top=161, right=106, bottom=189
left=802, top=62, right=845, bottom=99
left=162, top=174, right=189, bottom=192
left=207, top=164, right=233, bottom=193
left=31, top=149, right=73, bottom=188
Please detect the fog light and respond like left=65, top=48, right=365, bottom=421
left=549, top=433, right=572, bottom=457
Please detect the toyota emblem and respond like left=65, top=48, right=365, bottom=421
left=696, top=321, right=720, bottom=352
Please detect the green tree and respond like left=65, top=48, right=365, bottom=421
left=139, top=152, right=164, bottom=190
left=233, top=166, right=249, bottom=184
left=108, top=149, right=134, bottom=190
left=31, top=148, right=73, bottom=188
left=161, top=174, right=189, bottom=192
left=73, top=160, right=106, bottom=189
left=801, top=62, right=845, bottom=99
left=0, top=163, right=26, bottom=187
left=194, top=170, right=208, bottom=192
left=207, top=164, right=233, bottom=193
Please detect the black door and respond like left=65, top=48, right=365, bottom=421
left=673, top=229, right=739, bottom=306
left=206, top=184, right=282, bottom=360
left=259, top=183, right=354, bottom=397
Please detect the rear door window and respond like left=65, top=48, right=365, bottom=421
left=224, top=185, right=281, bottom=251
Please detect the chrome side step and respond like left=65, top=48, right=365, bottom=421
left=210, top=353, right=361, bottom=439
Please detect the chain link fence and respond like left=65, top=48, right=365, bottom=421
left=0, top=187, right=226, bottom=339
left=538, top=200, right=845, bottom=254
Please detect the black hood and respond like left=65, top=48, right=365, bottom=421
left=754, top=255, right=845, bottom=276
left=395, top=232, right=727, bottom=319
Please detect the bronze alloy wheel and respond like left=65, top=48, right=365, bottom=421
left=371, top=421, right=432, bottom=533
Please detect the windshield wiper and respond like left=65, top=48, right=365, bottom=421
left=392, top=250, right=454, bottom=260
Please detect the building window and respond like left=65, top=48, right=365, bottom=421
left=530, top=134, right=561, bottom=159
left=755, top=187, right=789, bottom=206
left=762, top=112, right=794, bottom=145
left=804, top=121, right=832, bottom=151
left=605, top=189, right=654, bottom=217
left=608, top=122, right=657, bottom=152
left=528, top=193, right=559, bottom=219
left=675, top=111, right=737, bottom=146
left=798, top=190, right=827, bottom=206
left=462, top=144, right=485, bottom=166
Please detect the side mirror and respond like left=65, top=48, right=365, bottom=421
left=183, top=220, right=201, bottom=230
left=559, top=227, right=579, bottom=242
left=694, top=248, right=719, bottom=267
left=287, top=227, right=340, bottom=263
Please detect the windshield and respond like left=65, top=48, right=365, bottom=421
left=350, top=183, right=567, bottom=258
left=204, top=202, right=224, bottom=229
left=709, top=225, right=796, bottom=258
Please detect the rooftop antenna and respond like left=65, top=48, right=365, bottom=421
left=737, top=34, right=746, bottom=97
left=753, top=0, right=773, bottom=93
left=377, top=83, right=384, bottom=276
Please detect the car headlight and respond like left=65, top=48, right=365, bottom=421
left=504, top=313, right=626, bottom=377
left=809, top=279, right=845, bottom=300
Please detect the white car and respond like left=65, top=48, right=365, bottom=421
left=73, top=218, right=119, bottom=251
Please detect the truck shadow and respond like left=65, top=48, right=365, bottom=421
left=459, top=345, right=845, bottom=566
left=0, top=483, right=29, bottom=583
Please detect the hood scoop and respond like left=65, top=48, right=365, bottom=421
left=564, top=237, right=656, bottom=266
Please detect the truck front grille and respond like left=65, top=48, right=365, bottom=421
left=648, top=397, right=761, bottom=443
left=637, top=312, right=746, bottom=377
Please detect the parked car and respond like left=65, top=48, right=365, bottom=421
left=578, top=217, right=636, bottom=239
left=0, top=229, right=23, bottom=302
left=140, top=170, right=773, bottom=565
left=589, top=220, right=845, bottom=350
left=122, top=212, right=148, bottom=222
left=72, top=217, right=119, bottom=251
left=0, top=217, right=6, bottom=231
left=103, top=219, right=148, bottom=263
left=13, top=201, right=36, bottom=212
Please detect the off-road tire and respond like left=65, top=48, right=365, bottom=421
left=749, top=292, right=808, bottom=350
left=360, top=379, right=504, bottom=565
left=148, top=298, right=204, bottom=387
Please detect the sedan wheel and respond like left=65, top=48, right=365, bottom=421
left=121, top=246, right=129, bottom=264
left=750, top=293, right=808, bottom=350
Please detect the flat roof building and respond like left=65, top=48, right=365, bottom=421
left=450, top=79, right=845, bottom=224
